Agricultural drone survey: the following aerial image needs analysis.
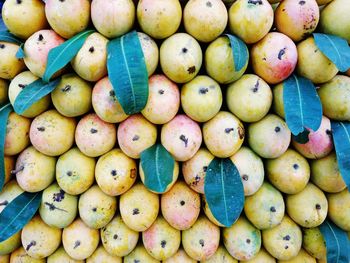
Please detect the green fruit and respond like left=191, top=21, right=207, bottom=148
left=327, top=189, right=350, bottom=231
left=0, top=180, right=24, bottom=214
left=0, top=231, right=21, bottom=256
left=302, top=227, right=326, bottom=260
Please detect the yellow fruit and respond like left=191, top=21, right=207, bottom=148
left=0, top=42, right=25, bottom=80
left=86, top=246, right=122, bottom=263
left=0, top=231, right=21, bottom=256
left=202, top=245, right=237, bottom=263
left=0, top=79, right=8, bottom=106
left=9, top=246, right=45, bottom=263
left=163, top=249, right=196, bottom=263
left=278, top=248, right=316, bottom=263
left=124, top=244, right=160, bottom=263
left=138, top=32, right=159, bottom=76
left=302, top=227, right=326, bottom=260
left=3, top=156, right=14, bottom=185
left=0, top=180, right=24, bottom=214
left=327, top=189, right=350, bottom=231
left=47, top=247, right=84, bottom=263
left=243, top=248, right=276, bottom=263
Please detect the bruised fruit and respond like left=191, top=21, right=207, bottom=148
left=302, top=227, right=326, bottom=260
left=327, top=189, right=350, bottom=231
left=138, top=32, right=159, bottom=76
left=202, top=245, right=237, bottom=263
left=29, top=109, right=76, bottom=156
left=0, top=79, right=8, bottom=106
left=10, top=246, right=45, bottom=263
left=0, top=180, right=24, bottom=213
left=243, top=248, right=276, bottom=263
left=21, top=215, right=61, bottom=259
left=124, top=244, right=160, bottom=263
left=47, top=246, right=84, bottom=263
left=0, top=42, right=25, bottom=80
left=87, top=246, right=122, bottom=263
left=0, top=231, right=21, bottom=255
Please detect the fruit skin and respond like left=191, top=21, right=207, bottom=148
left=251, top=32, right=298, bottom=84
left=302, top=227, right=326, bottom=260
left=182, top=215, right=220, bottom=261
left=47, top=246, right=84, bottom=263
left=138, top=32, right=159, bottom=77
left=100, top=215, right=138, bottom=257
left=163, top=248, right=196, bottom=263
left=141, top=74, right=180, bottom=125
left=0, top=180, right=24, bottom=214
left=75, top=113, right=117, bottom=157
left=45, top=0, right=90, bottom=39
left=117, top=114, right=157, bottom=159
left=160, top=33, right=202, bottom=83
left=56, top=147, right=95, bottom=195
left=203, top=111, right=245, bottom=158
left=120, top=183, right=159, bottom=232
left=137, top=0, right=182, bottom=39
left=2, top=0, right=48, bottom=39
left=9, top=246, right=45, bottom=263
left=0, top=79, right=8, bottom=106
left=183, top=0, right=228, bottom=43
left=317, top=0, right=333, bottom=5
left=296, top=37, right=338, bottom=84
left=23, top=30, right=65, bottom=78
left=0, top=231, right=21, bottom=256
left=287, top=183, right=328, bottom=228
left=0, top=42, right=25, bottom=80
left=278, top=248, right=316, bottom=263
left=327, top=189, right=350, bottom=231
left=87, top=246, right=122, bottom=263
left=243, top=248, right=276, bottom=263
left=244, top=182, right=285, bottom=230
left=29, top=109, right=76, bottom=157
left=71, top=32, right=108, bottom=82
left=205, top=36, right=248, bottom=84
left=3, top=156, right=14, bottom=185
left=95, top=149, right=137, bottom=196
left=91, top=0, right=134, bottom=38
left=318, top=75, right=350, bottom=121
left=124, top=244, right=160, bottom=263
left=63, top=219, right=100, bottom=260
left=228, top=0, right=273, bottom=44
left=230, top=147, right=264, bottom=196
left=226, top=74, right=272, bottom=123
left=21, top=215, right=61, bottom=259
left=161, top=114, right=202, bottom=162
left=51, top=73, right=92, bottom=117
left=39, top=183, right=78, bottom=229
left=9, top=71, right=50, bottom=118
left=201, top=245, right=237, bottom=263
left=161, top=181, right=200, bottom=230
left=181, top=75, right=222, bottom=122
left=262, top=216, right=302, bottom=261
left=15, top=146, right=56, bottom=192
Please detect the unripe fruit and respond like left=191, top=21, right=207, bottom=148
left=0, top=79, right=8, bottom=106
left=243, top=248, right=276, bottom=263
left=327, top=189, right=350, bottom=231
left=0, top=231, right=21, bottom=256
left=10, top=246, right=45, bottom=263
left=47, top=247, right=84, bottom=263
left=124, top=245, right=160, bottom=263
left=201, top=245, right=237, bottom=263
left=87, top=246, right=122, bottom=263
left=302, top=227, right=326, bottom=260
left=0, top=42, right=25, bottom=80
left=138, top=32, right=159, bottom=76
left=0, top=180, right=24, bottom=214
left=160, top=33, right=202, bottom=83
left=163, top=249, right=196, bottom=263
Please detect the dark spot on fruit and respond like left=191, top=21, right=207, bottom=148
left=206, top=1, right=212, bottom=7
left=74, top=240, right=81, bottom=249
left=134, top=260, right=140, bottom=263
left=158, top=89, right=164, bottom=95
left=199, top=239, right=205, bottom=247
left=182, top=47, right=188, bottom=53
left=246, top=239, right=251, bottom=244
left=203, top=166, right=208, bottom=172
left=59, top=0, right=65, bottom=2
left=66, top=171, right=72, bottom=176
left=90, top=128, right=98, bottom=134
left=92, top=207, right=97, bottom=212
left=113, top=234, right=118, bottom=240
left=262, top=57, right=267, bottom=61
left=109, top=90, right=115, bottom=97
left=161, top=240, right=167, bottom=248
left=130, top=168, right=137, bottom=178
left=38, top=34, right=44, bottom=41
left=53, top=190, right=65, bottom=202
left=238, top=126, right=245, bottom=139
left=285, top=245, right=289, bottom=249
left=199, top=87, right=209, bottom=94
left=252, top=80, right=259, bottom=93
left=316, top=204, right=321, bottom=210
left=326, top=129, right=332, bottom=136
left=187, top=66, right=196, bottom=74
left=111, top=170, right=117, bottom=176
left=191, top=175, right=201, bottom=186
left=37, top=126, right=45, bottom=132
left=314, top=49, right=318, bottom=53
left=278, top=48, right=286, bottom=60
left=242, top=174, right=249, bottom=181
left=133, top=208, right=140, bottom=215
left=180, top=134, right=189, bottom=147
left=89, top=46, right=95, bottom=53
left=61, top=85, right=71, bottom=92
left=0, top=44, right=5, bottom=49
left=132, top=135, right=140, bottom=141
left=26, top=240, right=36, bottom=251
left=283, top=235, right=291, bottom=241
left=275, top=126, right=281, bottom=133
left=270, top=206, right=276, bottom=212
left=282, top=8, right=286, bottom=11
left=225, top=128, right=234, bottom=134
left=0, top=200, right=8, bottom=206
left=299, top=0, right=306, bottom=5
left=16, top=0, right=22, bottom=3
left=18, top=84, right=26, bottom=89
left=293, top=164, right=299, bottom=170
left=248, top=0, right=263, bottom=5
left=180, top=200, right=185, bottom=206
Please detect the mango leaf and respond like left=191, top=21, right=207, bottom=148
left=107, top=30, right=148, bottom=115
left=13, top=78, right=60, bottom=115
left=0, top=30, right=22, bottom=45
left=319, top=219, right=350, bottom=263
left=140, top=144, right=175, bottom=193
left=331, top=121, right=350, bottom=189
left=225, top=34, right=249, bottom=72
left=204, top=158, right=244, bottom=227
left=15, top=43, right=24, bottom=59
left=313, top=33, right=350, bottom=72
left=0, top=104, right=12, bottom=192
left=0, top=191, right=42, bottom=242
left=43, top=30, right=94, bottom=83
left=283, top=75, right=322, bottom=143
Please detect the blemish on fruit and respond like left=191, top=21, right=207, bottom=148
left=278, top=48, right=286, bottom=60
left=73, top=240, right=81, bottom=249
left=299, top=0, right=306, bottom=5
left=130, top=168, right=137, bottom=178
left=238, top=127, right=245, bottom=139
left=0, top=44, right=5, bottom=49
left=199, top=239, right=205, bottom=247
left=134, top=260, right=140, bottom=263
left=326, top=129, right=332, bottom=136
left=242, top=174, right=249, bottom=181
left=89, top=46, right=95, bottom=53
left=270, top=206, right=276, bottom=212
left=248, top=0, right=263, bottom=5
left=26, top=240, right=36, bottom=251
left=53, top=190, right=65, bottom=202
left=203, top=166, right=208, bottom=172
left=37, top=126, right=45, bottom=132
left=109, top=90, right=115, bottom=97
left=66, top=171, right=72, bottom=176
left=293, top=164, right=299, bottom=170
left=283, top=235, right=290, bottom=241
left=182, top=47, right=188, bottom=53
left=246, top=239, right=251, bottom=244
left=132, top=135, right=140, bottom=141
left=180, top=200, right=185, bottom=206
left=18, top=84, right=26, bottom=89
left=285, top=245, right=289, bottom=249
left=133, top=208, right=140, bottom=215
left=90, top=128, right=98, bottom=134
left=0, top=200, right=8, bottom=206
left=113, top=234, right=118, bottom=240
left=252, top=80, right=259, bottom=93
left=199, top=87, right=209, bottom=94
left=111, top=170, right=117, bottom=176
left=61, top=85, right=71, bottom=92
left=275, top=126, right=281, bottom=133
left=180, top=134, right=189, bottom=147
left=206, top=1, right=212, bottom=7
left=38, top=34, right=44, bottom=41
left=158, top=89, right=165, bottom=95
left=315, top=204, right=321, bottom=210
left=161, top=240, right=167, bottom=248
left=92, top=207, right=97, bottom=212
left=187, top=66, right=196, bottom=74
left=225, top=128, right=234, bottom=134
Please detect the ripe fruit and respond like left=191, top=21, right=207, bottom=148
left=279, top=248, right=317, bottom=263
left=327, top=189, right=350, bottom=231
left=47, top=246, right=84, bottom=263
left=87, top=246, right=122, bottom=263
left=124, top=244, right=160, bottom=263
left=202, top=246, right=237, bottom=263
left=138, top=32, right=159, bottom=77
left=0, top=180, right=24, bottom=214
left=0, top=79, right=8, bottom=106
left=0, top=231, right=21, bottom=255
left=163, top=248, right=196, bottom=263
left=243, top=248, right=276, bottom=263
left=10, top=246, right=45, bottom=263
left=0, top=42, right=25, bottom=80
left=302, top=227, right=326, bottom=260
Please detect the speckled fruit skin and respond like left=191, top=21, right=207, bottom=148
left=92, top=77, right=128, bottom=123
left=117, top=114, right=157, bottom=159
left=39, top=183, right=78, bottom=229
left=184, top=0, right=228, bottom=43
left=2, top=0, right=48, bottom=39
left=62, top=219, right=100, bottom=261
left=243, top=248, right=276, bottom=263
left=100, top=215, right=138, bottom=257
left=137, top=0, right=182, bottom=39
left=0, top=231, right=21, bottom=256
left=71, top=33, right=108, bottom=82
left=56, top=147, right=95, bottom=195
left=318, top=75, right=350, bottom=121
left=0, top=180, right=24, bottom=214
left=15, top=146, right=56, bottom=193
left=181, top=75, right=222, bottom=122
left=262, top=216, right=302, bottom=261
left=45, top=0, right=90, bottom=39
left=29, top=110, right=76, bottom=156
left=161, top=181, right=200, bottom=230
left=279, top=248, right=317, bottom=263
left=244, top=182, right=285, bottom=230
left=201, top=245, right=237, bottom=263
left=51, top=73, right=92, bottom=118
left=75, top=113, right=116, bottom=157
left=0, top=79, right=8, bottom=106
left=124, top=245, right=160, bottom=263
left=47, top=246, right=84, bottom=263
left=120, top=183, right=159, bottom=232
left=24, top=30, right=65, bottom=78
left=9, top=71, right=50, bottom=118
left=251, top=32, right=298, bottom=84
left=160, top=33, right=202, bottom=83
left=229, top=0, right=273, bottom=44
left=21, top=215, right=61, bottom=259
left=10, top=246, right=45, bottom=263
left=4, top=156, right=15, bottom=185
left=163, top=249, right=197, bottom=263
left=91, top=0, right=134, bottom=38
left=86, top=246, right=122, bottom=263
left=161, top=114, right=202, bottom=162
left=4, top=112, right=31, bottom=156
left=0, top=42, right=25, bottom=80
left=327, top=189, right=350, bottom=231
left=297, top=37, right=338, bottom=84
left=302, top=227, right=326, bottom=260
left=141, top=75, right=179, bottom=125
left=205, top=36, right=248, bottom=84
left=138, top=32, right=159, bottom=76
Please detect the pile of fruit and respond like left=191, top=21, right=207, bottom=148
left=0, top=0, right=350, bottom=262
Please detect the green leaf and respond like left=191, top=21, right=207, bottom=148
left=319, top=219, right=350, bottom=263
left=204, top=158, right=244, bottom=227
left=140, top=144, right=175, bottom=193
left=313, top=33, right=350, bottom=72
left=107, top=30, right=148, bottom=115
left=13, top=78, right=60, bottom=115
left=331, top=121, right=350, bottom=189
left=42, top=30, right=94, bottom=83
left=15, top=43, right=25, bottom=59
left=225, top=34, right=249, bottom=72
left=0, top=103, right=12, bottom=192
left=283, top=75, right=322, bottom=140
left=0, top=191, right=42, bottom=242
left=0, top=30, right=22, bottom=45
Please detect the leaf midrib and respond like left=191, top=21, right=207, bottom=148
left=220, top=160, right=229, bottom=225
left=293, top=75, right=305, bottom=129
left=326, top=220, right=340, bottom=262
